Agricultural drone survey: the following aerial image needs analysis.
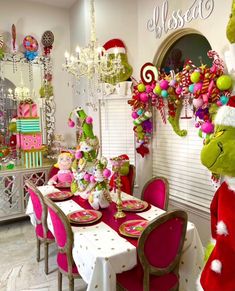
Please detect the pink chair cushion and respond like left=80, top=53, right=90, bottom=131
left=117, top=264, right=178, bottom=291
left=144, top=218, right=184, bottom=268
left=35, top=224, right=54, bottom=240
left=143, top=179, right=166, bottom=209
left=57, top=253, right=79, bottom=275
left=48, top=208, right=67, bottom=248
left=29, top=188, right=43, bottom=221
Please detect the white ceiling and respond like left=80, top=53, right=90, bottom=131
left=25, top=0, right=77, bottom=8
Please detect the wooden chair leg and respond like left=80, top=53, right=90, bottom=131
left=69, top=277, right=74, bottom=291
left=44, top=242, right=49, bottom=275
left=36, top=237, right=40, bottom=262
left=58, top=270, right=62, bottom=291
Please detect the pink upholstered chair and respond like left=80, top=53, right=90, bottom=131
left=25, top=180, right=55, bottom=275
left=44, top=197, right=81, bottom=291
left=141, top=176, right=169, bottom=210
left=117, top=210, right=188, bottom=291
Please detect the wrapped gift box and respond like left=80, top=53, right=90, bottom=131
left=17, top=133, right=42, bottom=150
left=21, top=149, right=43, bottom=168
left=18, top=102, right=38, bottom=118
left=16, top=118, right=41, bottom=133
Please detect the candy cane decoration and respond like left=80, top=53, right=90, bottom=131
left=207, top=50, right=224, bottom=72
left=181, top=60, right=196, bottom=95
left=156, top=97, right=166, bottom=124
left=140, top=63, right=158, bottom=84
left=0, top=35, right=3, bottom=49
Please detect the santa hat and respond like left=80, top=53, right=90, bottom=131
left=118, top=154, right=129, bottom=161
left=215, top=96, right=235, bottom=127
left=103, top=39, right=126, bottom=54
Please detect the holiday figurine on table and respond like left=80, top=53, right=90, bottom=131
left=199, top=96, right=235, bottom=290
left=69, top=107, right=112, bottom=209
left=48, top=151, right=74, bottom=186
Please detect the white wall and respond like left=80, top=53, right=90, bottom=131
left=0, top=0, right=75, bottom=145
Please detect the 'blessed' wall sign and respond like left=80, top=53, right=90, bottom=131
left=147, top=0, right=214, bottom=39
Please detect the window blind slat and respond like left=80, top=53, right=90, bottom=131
left=152, top=111, right=214, bottom=213
left=100, top=98, right=135, bottom=165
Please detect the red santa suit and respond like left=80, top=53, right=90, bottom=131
left=200, top=179, right=235, bottom=291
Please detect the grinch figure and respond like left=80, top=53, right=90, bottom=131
left=69, top=107, right=112, bottom=209
left=102, top=38, right=133, bottom=85
left=199, top=96, right=235, bottom=290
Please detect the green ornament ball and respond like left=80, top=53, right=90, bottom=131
left=216, top=75, right=232, bottom=91
left=154, top=84, right=161, bottom=95
left=136, top=125, right=143, bottom=132
left=137, top=83, right=146, bottom=92
left=190, top=71, right=201, bottom=83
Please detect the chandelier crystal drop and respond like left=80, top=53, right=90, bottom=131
left=63, top=0, right=125, bottom=110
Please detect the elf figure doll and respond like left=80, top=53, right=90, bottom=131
left=199, top=96, right=235, bottom=290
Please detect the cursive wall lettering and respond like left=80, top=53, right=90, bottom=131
left=147, top=0, right=214, bottom=39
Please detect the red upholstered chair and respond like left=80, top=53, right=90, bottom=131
left=48, top=165, right=59, bottom=180
left=141, top=176, right=169, bottom=210
left=117, top=210, right=188, bottom=291
left=110, top=164, right=136, bottom=195
left=44, top=197, right=81, bottom=291
left=25, top=180, right=55, bottom=275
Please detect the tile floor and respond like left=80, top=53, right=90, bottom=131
left=0, top=219, right=87, bottom=291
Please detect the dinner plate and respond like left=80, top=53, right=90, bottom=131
left=119, top=220, right=148, bottom=238
left=122, top=200, right=148, bottom=212
left=55, top=182, right=71, bottom=188
left=46, top=191, right=73, bottom=201
left=67, top=209, right=102, bottom=225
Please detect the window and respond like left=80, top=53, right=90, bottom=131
left=100, top=96, right=135, bottom=165
left=152, top=111, right=214, bottom=213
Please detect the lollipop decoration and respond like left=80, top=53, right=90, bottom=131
left=23, top=35, right=39, bottom=61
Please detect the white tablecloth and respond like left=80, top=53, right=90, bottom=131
left=26, top=186, right=204, bottom=291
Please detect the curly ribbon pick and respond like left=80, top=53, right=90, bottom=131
left=207, top=50, right=224, bottom=72
left=140, top=62, right=159, bottom=84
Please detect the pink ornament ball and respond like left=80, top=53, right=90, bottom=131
left=195, top=122, right=200, bottom=128
left=75, top=150, right=83, bottom=159
left=84, top=173, right=91, bottom=181
left=90, top=175, right=96, bottom=183
left=160, top=80, right=169, bottom=90
left=217, top=100, right=223, bottom=106
left=175, top=86, right=182, bottom=95
left=132, top=111, right=139, bottom=119
left=145, top=84, right=152, bottom=93
left=201, top=121, right=214, bottom=134
left=68, top=118, right=75, bottom=127
left=103, top=168, right=111, bottom=178
left=193, top=98, right=203, bottom=108
left=86, top=116, right=93, bottom=124
left=140, top=92, right=149, bottom=103
left=193, top=82, right=202, bottom=93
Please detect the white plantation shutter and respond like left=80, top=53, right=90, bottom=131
left=100, top=96, right=135, bottom=165
left=152, top=110, right=214, bottom=213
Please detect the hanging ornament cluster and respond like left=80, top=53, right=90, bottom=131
left=23, top=35, right=39, bottom=61
left=41, top=30, right=54, bottom=56
left=128, top=50, right=232, bottom=157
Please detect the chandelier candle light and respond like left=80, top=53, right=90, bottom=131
left=110, top=156, right=126, bottom=219
left=63, top=0, right=124, bottom=109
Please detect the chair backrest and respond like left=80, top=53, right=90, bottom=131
left=26, top=180, right=49, bottom=236
left=138, top=210, right=188, bottom=290
left=128, top=164, right=136, bottom=195
left=141, top=176, right=169, bottom=210
left=44, top=197, right=75, bottom=274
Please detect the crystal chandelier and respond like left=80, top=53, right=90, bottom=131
left=63, top=0, right=124, bottom=110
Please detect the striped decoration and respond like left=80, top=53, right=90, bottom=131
left=22, top=149, right=43, bottom=168
left=16, top=119, right=41, bottom=133
left=0, top=35, right=3, bottom=48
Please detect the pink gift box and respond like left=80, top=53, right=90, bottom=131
left=18, top=103, right=38, bottom=117
left=16, top=133, right=42, bottom=150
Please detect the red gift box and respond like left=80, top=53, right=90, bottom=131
left=18, top=103, right=38, bottom=117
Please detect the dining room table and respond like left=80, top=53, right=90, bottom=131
left=26, top=185, right=204, bottom=291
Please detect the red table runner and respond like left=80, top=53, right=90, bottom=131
left=72, top=196, right=150, bottom=247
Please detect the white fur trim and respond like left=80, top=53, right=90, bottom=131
left=216, top=221, right=228, bottom=236
left=225, top=176, right=235, bottom=192
left=210, top=238, right=216, bottom=245
left=215, top=105, right=235, bottom=127
left=105, top=47, right=126, bottom=54
left=196, top=271, right=204, bottom=291
left=211, top=259, right=222, bottom=273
